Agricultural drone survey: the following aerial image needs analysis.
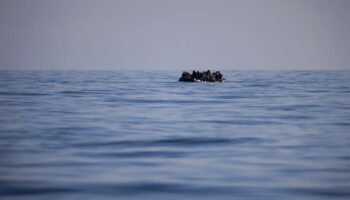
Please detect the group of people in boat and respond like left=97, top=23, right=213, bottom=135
left=179, top=70, right=226, bottom=82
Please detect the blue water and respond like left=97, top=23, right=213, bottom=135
left=0, top=70, right=350, bottom=200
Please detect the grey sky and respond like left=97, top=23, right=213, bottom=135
left=0, top=0, right=349, bottom=70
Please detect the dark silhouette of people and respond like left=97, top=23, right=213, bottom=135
left=179, top=70, right=225, bottom=82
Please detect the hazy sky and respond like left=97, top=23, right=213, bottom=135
left=0, top=0, right=350, bottom=70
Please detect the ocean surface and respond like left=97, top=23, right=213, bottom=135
left=0, top=70, right=350, bottom=200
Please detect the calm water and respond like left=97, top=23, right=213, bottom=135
left=0, top=70, right=350, bottom=200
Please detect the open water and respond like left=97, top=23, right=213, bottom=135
left=0, top=70, right=350, bottom=200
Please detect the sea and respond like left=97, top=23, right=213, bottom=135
left=0, top=70, right=350, bottom=200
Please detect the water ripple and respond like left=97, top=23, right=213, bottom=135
left=1, top=70, right=350, bottom=200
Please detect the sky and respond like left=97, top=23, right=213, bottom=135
left=0, top=0, right=350, bottom=70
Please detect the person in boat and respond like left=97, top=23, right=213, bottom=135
left=179, top=70, right=225, bottom=82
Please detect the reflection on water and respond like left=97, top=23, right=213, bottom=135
left=0, top=70, right=350, bottom=199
